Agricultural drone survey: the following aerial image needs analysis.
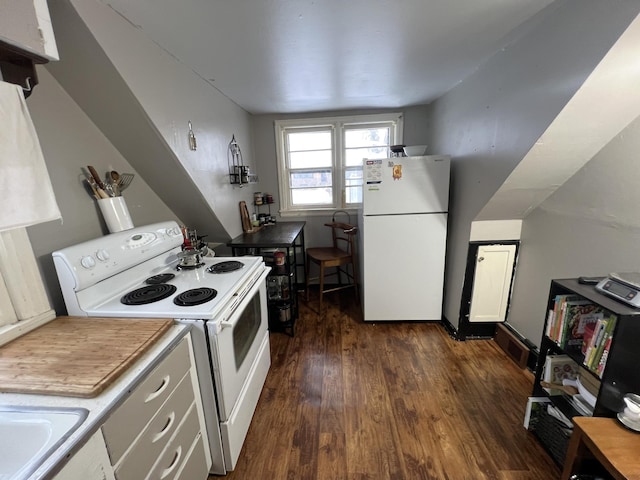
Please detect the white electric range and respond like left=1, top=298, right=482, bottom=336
left=52, top=221, right=271, bottom=475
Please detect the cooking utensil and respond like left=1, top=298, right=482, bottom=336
left=106, top=171, right=121, bottom=196
left=239, top=201, right=252, bottom=233
left=85, top=178, right=100, bottom=199
left=87, top=166, right=106, bottom=190
left=86, top=175, right=109, bottom=199
left=118, top=173, right=135, bottom=192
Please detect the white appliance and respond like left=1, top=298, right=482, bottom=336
left=51, top=221, right=271, bottom=475
left=359, top=155, right=450, bottom=321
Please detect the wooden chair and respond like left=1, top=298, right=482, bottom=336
left=305, top=211, right=359, bottom=312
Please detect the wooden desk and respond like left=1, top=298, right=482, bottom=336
left=228, top=221, right=306, bottom=253
left=562, top=416, right=640, bottom=480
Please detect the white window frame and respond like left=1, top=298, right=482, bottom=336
left=275, top=113, right=403, bottom=215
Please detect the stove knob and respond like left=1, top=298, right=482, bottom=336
left=80, top=255, right=96, bottom=269
left=95, top=249, right=110, bottom=262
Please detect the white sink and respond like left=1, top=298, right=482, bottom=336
left=0, top=406, right=88, bottom=480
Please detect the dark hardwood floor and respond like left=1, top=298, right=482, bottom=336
left=212, top=291, right=560, bottom=479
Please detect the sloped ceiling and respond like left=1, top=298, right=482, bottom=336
left=477, top=12, right=640, bottom=221
left=98, top=0, right=554, bottom=114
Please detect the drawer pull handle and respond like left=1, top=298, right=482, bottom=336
left=152, top=411, right=176, bottom=443
left=160, top=446, right=182, bottom=479
left=145, top=375, right=170, bottom=403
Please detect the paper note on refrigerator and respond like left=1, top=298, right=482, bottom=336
left=364, top=159, right=383, bottom=184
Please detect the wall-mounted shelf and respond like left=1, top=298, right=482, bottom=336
left=227, top=135, right=258, bottom=186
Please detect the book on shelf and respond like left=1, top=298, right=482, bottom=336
left=583, top=315, right=617, bottom=376
left=546, top=294, right=602, bottom=348
left=596, top=335, right=613, bottom=376
left=570, top=394, right=595, bottom=416
left=584, top=318, right=607, bottom=367
left=577, top=367, right=601, bottom=398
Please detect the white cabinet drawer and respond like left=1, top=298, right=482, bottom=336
left=114, top=372, right=195, bottom=480
left=102, top=338, right=190, bottom=464
left=175, top=434, right=208, bottom=480
left=146, top=403, right=200, bottom=480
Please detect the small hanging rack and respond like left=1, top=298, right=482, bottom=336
left=228, top=134, right=258, bottom=186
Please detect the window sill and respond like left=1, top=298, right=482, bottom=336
left=279, top=208, right=359, bottom=218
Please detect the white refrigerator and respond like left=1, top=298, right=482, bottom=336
left=359, top=155, right=450, bottom=321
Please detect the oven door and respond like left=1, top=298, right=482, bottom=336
left=207, top=266, right=270, bottom=422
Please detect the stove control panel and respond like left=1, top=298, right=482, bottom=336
left=126, top=232, right=158, bottom=249
left=53, top=221, right=184, bottom=290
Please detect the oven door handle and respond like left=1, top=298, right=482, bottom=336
left=218, top=266, right=269, bottom=330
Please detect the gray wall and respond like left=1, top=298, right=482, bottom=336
left=251, top=105, right=431, bottom=249
left=46, top=0, right=257, bottom=244
left=26, top=67, right=178, bottom=314
left=509, top=115, right=640, bottom=346
left=427, top=0, right=640, bottom=332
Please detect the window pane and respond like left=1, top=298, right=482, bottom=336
left=345, top=127, right=390, bottom=148
left=345, top=146, right=388, bottom=166
left=287, top=131, right=331, bottom=152
left=290, top=170, right=332, bottom=188
left=292, top=188, right=333, bottom=205
left=345, top=185, right=362, bottom=204
left=289, top=150, right=332, bottom=169
left=344, top=167, right=362, bottom=183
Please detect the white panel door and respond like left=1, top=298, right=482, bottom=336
left=362, top=213, right=447, bottom=321
left=469, top=244, right=516, bottom=323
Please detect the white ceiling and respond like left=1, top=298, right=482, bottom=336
left=99, top=0, right=554, bottom=114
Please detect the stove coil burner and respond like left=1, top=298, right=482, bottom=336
left=173, top=287, right=218, bottom=306
left=145, top=273, right=176, bottom=284
left=176, top=262, right=205, bottom=270
left=121, top=284, right=177, bottom=305
left=207, top=261, right=244, bottom=274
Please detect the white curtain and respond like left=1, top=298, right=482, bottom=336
left=0, top=81, right=61, bottom=232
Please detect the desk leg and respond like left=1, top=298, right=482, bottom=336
left=561, top=424, right=588, bottom=480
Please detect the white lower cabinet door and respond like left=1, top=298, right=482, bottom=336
left=469, top=244, right=516, bottom=323
left=53, top=430, right=115, bottom=480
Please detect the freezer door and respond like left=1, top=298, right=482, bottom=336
left=361, top=213, right=447, bottom=321
left=363, top=155, right=450, bottom=215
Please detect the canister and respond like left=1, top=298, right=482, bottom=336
left=274, top=250, right=285, bottom=266
left=278, top=304, right=291, bottom=322
left=254, top=192, right=263, bottom=205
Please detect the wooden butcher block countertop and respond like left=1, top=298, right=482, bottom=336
left=0, top=316, right=174, bottom=398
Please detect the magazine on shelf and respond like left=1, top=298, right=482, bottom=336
left=562, top=302, right=604, bottom=348
left=542, top=354, right=580, bottom=395
left=524, top=396, right=551, bottom=430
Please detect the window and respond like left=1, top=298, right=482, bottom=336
left=275, top=113, right=403, bottom=214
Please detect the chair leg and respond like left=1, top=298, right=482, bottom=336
left=305, top=255, right=311, bottom=302
left=351, top=261, right=359, bottom=304
left=319, top=262, right=325, bottom=312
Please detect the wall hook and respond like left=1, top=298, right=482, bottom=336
left=23, top=77, right=32, bottom=92
left=188, top=121, right=197, bottom=151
